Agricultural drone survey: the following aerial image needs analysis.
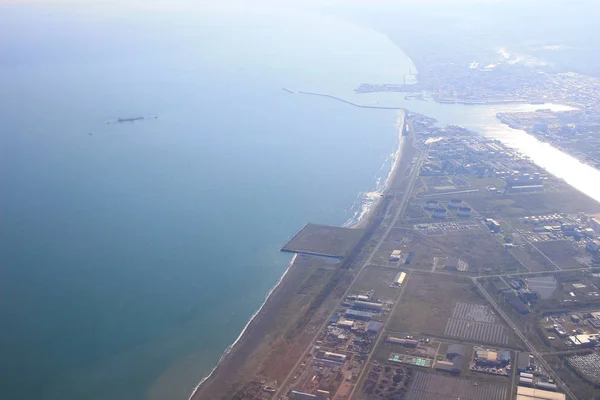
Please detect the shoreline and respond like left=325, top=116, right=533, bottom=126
left=187, top=109, right=409, bottom=399
left=346, top=109, right=406, bottom=229
left=187, top=254, right=297, bottom=400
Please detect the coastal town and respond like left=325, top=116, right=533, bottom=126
left=193, top=107, right=600, bottom=400
left=190, top=5, right=600, bottom=400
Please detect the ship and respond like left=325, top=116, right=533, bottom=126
left=117, top=116, right=144, bottom=122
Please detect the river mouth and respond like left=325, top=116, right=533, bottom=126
left=303, top=89, right=600, bottom=203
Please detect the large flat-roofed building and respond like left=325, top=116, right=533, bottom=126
left=315, top=350, right=347, bottom=363
left=290, top=390, right=328, bottom=400
left=516, top=386, right=566, bottom=400
left=568, top=334, right=599, bottom=347
left=344, top=309, right=373, bottom=321
left=394, top=271, right=407, bottom=286
left=387, top=336, right=419, bottom=347
left=390, top=250, right=402, bottom=261
left=352, top=300, right=383, bottom=311
left=435, top=358, right=462, bottom=374
left=367, top=321, right=383, bottom=333
left=517, top=352, right=531, bottom=372
left=510, top=184, right=544, bottom=193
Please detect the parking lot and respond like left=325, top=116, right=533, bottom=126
left=567, top=352, right=600, bottom=383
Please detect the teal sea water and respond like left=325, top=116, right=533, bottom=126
left=0, top=3, right=411, bottom=399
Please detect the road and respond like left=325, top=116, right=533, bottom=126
left=369, top=263, right=599, bottom=280
left=472, top=278, right=578, bottom=400
left=347, top=271, right=411, bottom=400
left=273, top=119, right=427, bottom=399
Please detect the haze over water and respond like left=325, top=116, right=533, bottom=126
left=0, top=3, right=409, bottom=400
left=2, top=2, right=599, bottom=400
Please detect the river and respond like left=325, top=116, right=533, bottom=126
left=319, top=90, right=600, bottom=203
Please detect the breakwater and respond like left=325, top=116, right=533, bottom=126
left=297, top=91, right=400, bottom=110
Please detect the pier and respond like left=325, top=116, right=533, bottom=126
left=297, top=91, right=400, bottom=110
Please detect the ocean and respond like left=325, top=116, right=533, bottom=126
left=0, top=3, right=410, bottom=399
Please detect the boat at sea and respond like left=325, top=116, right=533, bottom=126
left=118, top=116, right=144, bottom=122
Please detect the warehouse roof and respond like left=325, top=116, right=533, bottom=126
left=516, top=386, right=566, bottom=400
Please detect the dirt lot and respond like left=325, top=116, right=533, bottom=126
left=508, top=243, right=560, bottom=273
left=535, top=240, right=588, bottom=270
left=387, top=273, right=483, bottom=336
left=349, top=265, right=404, bottom=301
left=467, top=189, right=600, bottom=218
left=386, top=225, right=524, bottom=275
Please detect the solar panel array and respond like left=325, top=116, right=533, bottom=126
left=444, top=303, right=509, bottom=345
left=407, top=371, right=508, bottom=400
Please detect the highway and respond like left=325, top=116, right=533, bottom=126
left=273, top=117, right=426, bottom=399
left=472, top=278, right=578, bottom=400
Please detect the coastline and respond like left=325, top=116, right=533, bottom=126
left=347, top=109, right=406, bottom=229
left=187, top=254, right=297, bottom=400
left=187, top=109, right=409, bottom=399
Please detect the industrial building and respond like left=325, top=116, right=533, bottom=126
left=473, top=349, right=510, bottom=367
left=589, top=214, right=600, bottom=233
left=424, top=200, right=439, bottom=210
left=448, top=198, right=463, bottom=209
left=457, top=206, right=472, bottom=217
left=394, top=271, right=407, bottom=286
left=347, top=294, right=369, bottom=302
left=315, top=350, right=347, bottom=363
left=389, top=250, right=402, bottom=262
left=387, top=336, right=419, bottom=347
left=435, top=359, right=462, bottom=374
left=519, top=376, right=533, bottom=386
left=367, top=321, right=383, bottom=333
left=337, top=319, right=354, bottom=328
left=516, top=386, right=565, bottom=400
left=517, top=352, right=532, bottom=372
left=344, top=309, right=373, bottom=321
left=290, top=390, right=328, bottom=400
left=485, top=218, right=501, bottom=233
left=433, top=207, right=448, bottom=219
left=567, top=334, right=599, bottom=347
left=509, top=184, right=544, bottom=193
left=352, top=300, right=383, bottom=311
left=436, top=343, right=466, bottom=374
left=536, top=382, right=558, bottom=392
